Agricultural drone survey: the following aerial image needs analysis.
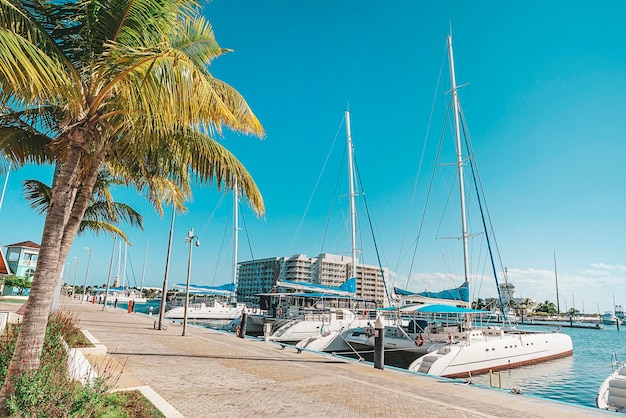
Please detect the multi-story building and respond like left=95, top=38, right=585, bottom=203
left=5, top=241, right=40, bottom=279
left=236, top=257, right=283, bottom=304
left=236, top=252, right=388, bottom=306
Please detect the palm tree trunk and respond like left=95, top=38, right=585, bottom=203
left=53, top=150, right=106, bottom=296
left=0, top=137, right=85, bottom=410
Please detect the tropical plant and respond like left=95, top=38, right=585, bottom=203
left=2, top=275, right=31, bottom=295
left=23, top=169, right=143, bottom=243
left=0, top=0, right=265, bottom=409
left=536, top=300, right=557, bottom=315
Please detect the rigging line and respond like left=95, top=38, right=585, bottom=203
left=238, top=203, right=263, bottom=294
left=320, top=142, right=346, bottom=255
left=354, top=158, right=392, bottom=307
left=210, top=207, right=231, bottom=286
left=290, top=114, right=345, bottom=256
left=396, top=41, right=449, bottom=282
left=126, top=249, right=138, bottom=288
left=460, top=113, right=506, bottom=316
left=458, top=107, right=507, bottom=284
left=198, top=192, right=228, bottom=237
left=403, top=101, right=453, bottom=289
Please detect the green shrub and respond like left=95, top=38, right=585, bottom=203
left=0, top=310, right=161, bottom=417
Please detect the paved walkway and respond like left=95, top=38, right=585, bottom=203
left=11, top=298, right=614, bottom=417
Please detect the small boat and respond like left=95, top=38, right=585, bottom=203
left=602, top=311, right=618, bottom=326
left=267, top=278, right=378, bottom=345
left=92, top=287, right=147, bottom=304
left=597, top=357, right=626, bottom=412
left=616, top=305, right=625, bottom=324
left=164, top=283, right=245, bottom=320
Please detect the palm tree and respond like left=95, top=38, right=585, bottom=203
left=0, top=0, right=265, bottom=405
left=22, top=170, right=143, bottom=243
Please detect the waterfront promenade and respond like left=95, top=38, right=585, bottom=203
left=4, top=298, right=613, bottom=417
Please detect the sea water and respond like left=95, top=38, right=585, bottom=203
left=112, top=302, right=623, bottom=410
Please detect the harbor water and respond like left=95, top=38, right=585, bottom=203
left=115, top=300, right=623, bottom=411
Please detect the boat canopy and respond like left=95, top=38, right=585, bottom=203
left=91, top=287, right=141, bottom=293
left=173, top=282, right=235, bottom=296
left=394, top=281, right=469, bottom=303
left=400, top=303, right=486, bottom=314
left=275, top=277, right=356, bottom=297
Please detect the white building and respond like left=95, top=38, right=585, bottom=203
left=236, top=253, right=388, bottom=306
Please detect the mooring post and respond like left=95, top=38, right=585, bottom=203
left=374, top=316, right=384, bottom=370
left=238, top=306, right=248, bottom=339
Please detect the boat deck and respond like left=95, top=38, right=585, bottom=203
left=11, top=297, right=612, bottom=418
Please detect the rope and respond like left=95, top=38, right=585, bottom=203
left=396, top=41, right=448, bottom=288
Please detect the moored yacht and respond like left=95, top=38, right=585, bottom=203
left=405, top=33, right=573, bottom=378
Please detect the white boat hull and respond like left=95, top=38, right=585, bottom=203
left=409, top=330, right=573, bottom=378
left=597, top=364, right=626, bottom=412
left=270, top=309, right=375, bottom=345
left=165, top=304, right=244, bottom=320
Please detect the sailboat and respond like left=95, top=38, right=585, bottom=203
left=268, top=110, right=383, bottom=346
left=407, top=34, right=573, bottom=378
left=93, top=241, right=147, bottom=304
left=164, top=184, right=246, bottom=321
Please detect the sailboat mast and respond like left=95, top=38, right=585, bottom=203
left=140, top=240, right=149, bottom=290
left=554, top=250, right=560, bottom=314
left=232, top=182, right=239, bottom=300
left=115, top=240, right=122, bottom=286
left=122, top=241, right=128, bottom=288
left=345, top=110, right=357, bottom=280
left=447, top=34, right=470, bottom=283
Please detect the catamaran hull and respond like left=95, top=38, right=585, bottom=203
left=409, top=332, right=573, bottom=378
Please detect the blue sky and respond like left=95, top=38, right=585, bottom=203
left=2, top=1, right=626, bottom=313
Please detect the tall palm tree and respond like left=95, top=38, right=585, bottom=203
left=0, top=0, right=265, bottom=405
left=22, top=169, right=143, bottom=243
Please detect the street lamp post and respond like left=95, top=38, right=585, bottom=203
left=182, top=228, right=200, bottom=337
left=103, top=236, right=117, bottom=310
left=72, top=256, right=80, bottom=298
left=158, top=208, right=175, bottom=330
left=81, top=247, right=92, bottom=303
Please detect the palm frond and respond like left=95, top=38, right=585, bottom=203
left=77, top=219, right=129, bottom=243
left=83, top=200, right=143, bottom=229
left=0, top=126, right=53, bottom=166
left=22, top=179, right=52, bottom=215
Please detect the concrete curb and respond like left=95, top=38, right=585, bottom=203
left=78, top=329, right=107, bottom=356
left=113, top=386, right=184, bottom=418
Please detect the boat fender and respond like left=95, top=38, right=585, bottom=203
left=448, top=333, right=454, bottom=344
left=365, top=326, right=373, bottom=339
left=362, top=309, right=369, bottom=319
left=235, top=325, right=241, bottom=337
left=415, top=334, right=425, bottom=347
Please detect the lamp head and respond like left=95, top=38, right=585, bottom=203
left=195, top=239, right=200, bottom=247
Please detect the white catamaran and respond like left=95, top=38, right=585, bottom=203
left=407, top=34, right=573, bottom=378
left=268, top=110, right=383, bottom=345
left=165, top=184, right=246, bottom=321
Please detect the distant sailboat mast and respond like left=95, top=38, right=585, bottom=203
left=554, top=251, right=560, bottom=314
left=345, top=110, right=358, bottom=280
left=446, top=35, right=469, bottom=284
